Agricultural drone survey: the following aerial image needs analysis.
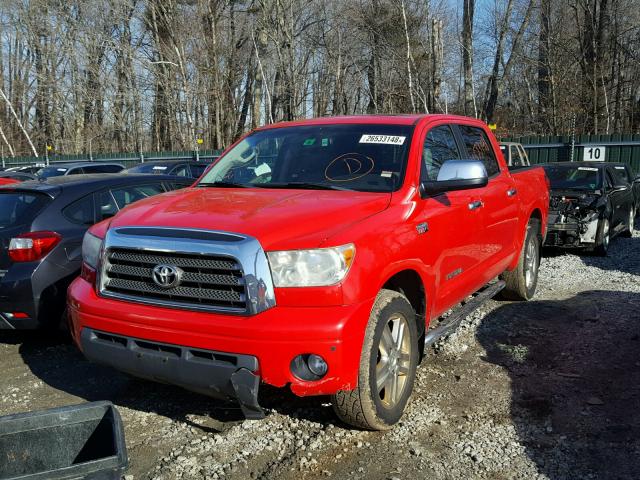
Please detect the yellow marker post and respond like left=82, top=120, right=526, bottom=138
left=488, top=124, right=497, bottom=131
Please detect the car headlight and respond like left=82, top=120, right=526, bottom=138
left=82, top=232, right=103, bottom=270
left=267, top=244, right=355, bottom=287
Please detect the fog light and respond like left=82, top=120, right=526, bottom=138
left=290, top=354, right=329, bottom=381
left=307, top=354, right=328, bottom=377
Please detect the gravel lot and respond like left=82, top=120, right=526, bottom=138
left=1, top=232, right=639, bottom=480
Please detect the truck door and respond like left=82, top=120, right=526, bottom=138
left=413, top=124, right=485, bottom=314
left=455, top=125, right=519, bottom=279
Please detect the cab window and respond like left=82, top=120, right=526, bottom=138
left=457, top=125, right=500, bottom=176
left=421, top=125, right=461, bottom=181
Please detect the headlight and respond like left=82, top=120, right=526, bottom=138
left=82, top=232, right=103, bottom=270
left=267, top=244, right=355, bottom=287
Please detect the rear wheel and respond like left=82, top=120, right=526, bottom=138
left=332, top=289, right=418, bottom=430
left=499, top=219, right=540, bottom=301
left=622, top=207, right=635, bottom=237
left=594, top=216, right=611, bottom=256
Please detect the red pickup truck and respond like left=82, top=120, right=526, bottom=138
left=68, top=115, right=548, bottom=430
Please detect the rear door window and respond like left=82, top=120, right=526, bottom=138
left=457, top=125, right=501, bottom=176
left=421, top=125, right=461, bottom=181
left=110, top=183, right=165, bottom=209
left=0, top=192, right=51, bottom=229
left=63, top=196, right=96, bottom=225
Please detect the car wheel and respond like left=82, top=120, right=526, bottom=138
left=594, top=216, right=611, bottom=256
left=332, top=289, right=418, bottom=430
left=499, top=218, right=540, bottom=301
left=622, top=207, right=635, bottom=237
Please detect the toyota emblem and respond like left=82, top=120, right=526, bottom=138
left=152, top=264, right=183, bottom=289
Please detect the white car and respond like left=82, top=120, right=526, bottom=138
left=500, top=142, right=530, bottom=168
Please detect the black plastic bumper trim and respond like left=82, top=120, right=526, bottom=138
left=80, top=328, right=264, bottom=419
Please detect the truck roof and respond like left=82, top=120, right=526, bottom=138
left=258, top=114, right=485, bottom=130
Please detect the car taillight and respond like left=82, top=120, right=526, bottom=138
left=8, top=231, right=62, bottom=262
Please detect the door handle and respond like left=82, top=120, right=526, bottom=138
left=468, top=200, right=484, bottom=210
left=507, top=188, right=518, bottom=197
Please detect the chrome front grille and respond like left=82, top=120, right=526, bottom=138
left=103, top=248, right=247, bottom=310
left=98, top=227, right=276, bottom=315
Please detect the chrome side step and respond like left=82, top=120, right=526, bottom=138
left=423, top=280, right=505, bottom=351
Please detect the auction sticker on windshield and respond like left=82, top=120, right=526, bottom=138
left=578, top=167, right=599, bottom=171
left=359, top=134, right=406, bottom=145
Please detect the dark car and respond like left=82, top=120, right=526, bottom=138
left=0, top=174, right=191, bottom=329
left=123, top=160, right=211, bottom=178
left=37, top=162, right=125, bottom=179
left=0, top=172, right=37, bottom=182
left=542, top=162, right=637, bottom=255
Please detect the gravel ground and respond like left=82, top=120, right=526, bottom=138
left=1, top=231, right=639, bottom=480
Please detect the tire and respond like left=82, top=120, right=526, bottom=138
left=621, top=207, right=635, bottom=238
left=332, top=289, right=419, bottom=430
left=499, top=219, right=541, bottom=301
left=594, top=215, right=611, bottom=256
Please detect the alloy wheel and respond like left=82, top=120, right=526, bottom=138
left=524, top=235, right=538, bottom=290
left=376, top=314, right=412, bottom=409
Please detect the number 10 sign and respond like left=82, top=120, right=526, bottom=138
left=583, top=146, right=605, bottom=161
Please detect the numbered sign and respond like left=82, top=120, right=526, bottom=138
left=583, top=146, right=605, bottom=161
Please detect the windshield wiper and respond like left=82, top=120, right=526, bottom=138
left=197, top=181, right=249, bottom=188
left=255, top=182, right=351, bottom=191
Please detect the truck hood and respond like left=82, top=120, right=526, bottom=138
left=108, top=187, right=391, bottom=250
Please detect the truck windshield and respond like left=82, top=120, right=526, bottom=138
left=199, top=124, right=413, bottom=192
left=543, top=165, right=601, bottom=190
left=0, top=192, right=51, bottom=229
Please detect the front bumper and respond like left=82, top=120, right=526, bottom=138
left=80, top=328, right=264, bottom=418
left=68, top=277, right=373, bottom=402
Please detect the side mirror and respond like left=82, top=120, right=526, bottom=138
left=420, top=160, right=489, bottom=197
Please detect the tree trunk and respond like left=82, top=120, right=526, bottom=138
left=462, top=0, right=476, bottom=117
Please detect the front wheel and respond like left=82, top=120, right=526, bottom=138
left=332, top=289, right=419, bottom=430
left=499, top=219, right=541, bottom=300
